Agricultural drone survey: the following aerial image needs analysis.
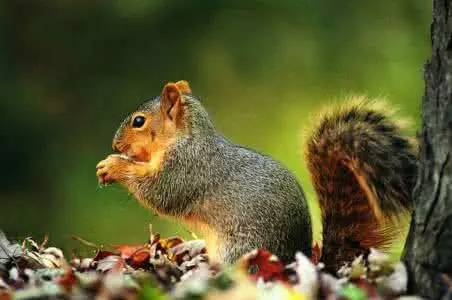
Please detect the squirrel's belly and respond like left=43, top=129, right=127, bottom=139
left=182, top=216, right=221, bottom=263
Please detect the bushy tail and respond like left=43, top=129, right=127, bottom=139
left=305, top=97, right=418, bottom=272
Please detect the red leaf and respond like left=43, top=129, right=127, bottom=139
left=242, top=249, right=288, bottom=283
left=93, top=250, right=117, bottom=262
left=127, top=248, right=150, bottom=269
left=0, top=292, right=12, bottom=300
left=353, top=278, right=381, bottom=299
left=114, top=244, right=148, bottom=259
left=57, top=269, right=77, bottom=292
left=112, top=244, right=152, bottom=268
left=311, top=243, right=322, bottom=265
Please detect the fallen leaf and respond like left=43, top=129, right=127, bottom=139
left=168, top=240, right=206, bottom=265
left=160, top=237, right=184, bottom=251
left=240, top=249, right=288, bottom=283
left=0, top=232, right=22, bottom=269
left=311, top=243, right=322, bottom=265
left=378, top=262, right=408, bottom=296
left=114, top=244, right=148, bottom=259
left=57, top=269, right=77, bottom=292
left=338, top=283, right=368, bottom=300
left=93, top=250, right=117, bottom=262
left=291, top=252, right=319, bottom=299
left=96, top=255, right=126, bottom=273
left=127, top=248, right=151, bottom=269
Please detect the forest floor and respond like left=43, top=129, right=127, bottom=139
left=0, top=226, right=420, bottom=300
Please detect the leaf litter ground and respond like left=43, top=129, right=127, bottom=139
left=0, top=227, right=421, bottom=300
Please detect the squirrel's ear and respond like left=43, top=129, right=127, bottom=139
left=174, top=80, right=192, bottom=94
left=160, top=82, right=186, bottom=122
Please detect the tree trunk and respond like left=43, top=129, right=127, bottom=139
left=402, top=0, right=452, bottom=298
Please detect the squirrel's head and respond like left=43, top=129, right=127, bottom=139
left=112, top=80, right=195, bottom=164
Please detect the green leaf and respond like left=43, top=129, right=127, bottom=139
left=210, top=271, right=234, bottom=291
left=338, top=284, right=368, bottom=300
left=138, top=283, right=168, bottom=300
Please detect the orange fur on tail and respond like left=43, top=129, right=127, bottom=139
left=305, top=98, right=417, bottom=271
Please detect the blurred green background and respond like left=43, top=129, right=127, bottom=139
left=0, top=0, right=430, bottom=253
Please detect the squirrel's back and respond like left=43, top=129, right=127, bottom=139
left=208, top=139, right=312, bottom=262
left=153, top=129, right=313, bottom=262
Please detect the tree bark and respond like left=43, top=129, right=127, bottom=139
left=402, top=0, right=452, bottom=298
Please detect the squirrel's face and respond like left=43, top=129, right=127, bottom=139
left=112, top=81, right=192, bottom=165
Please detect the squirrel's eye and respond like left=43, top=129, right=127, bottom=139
left=132, top=116, right=146, bottom=128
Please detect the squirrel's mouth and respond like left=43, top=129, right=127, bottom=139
left=113, top=141, right=151, bottom=163
left=113, top=143, right=152, bottom=163
left=120, top=152, right=150, bottom=163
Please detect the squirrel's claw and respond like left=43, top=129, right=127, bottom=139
left=96, top=155, right=122, bottom=185
left=96, top=154, right=150, bottom=187
left=96, top=163, right=111, bottom=185
left=98, top=172, right=114, bottom=185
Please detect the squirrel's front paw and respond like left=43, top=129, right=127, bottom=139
left=96, top=154, right=130, bottom=185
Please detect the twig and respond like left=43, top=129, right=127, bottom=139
left=71, top=235, right=101, bottom=249
left=40, top=235, right=49, bottom=250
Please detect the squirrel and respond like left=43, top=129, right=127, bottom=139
left=96, top=80, right=417, bottom=271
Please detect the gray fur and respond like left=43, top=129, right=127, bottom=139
left=125, top=95, right=312, bottom=263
